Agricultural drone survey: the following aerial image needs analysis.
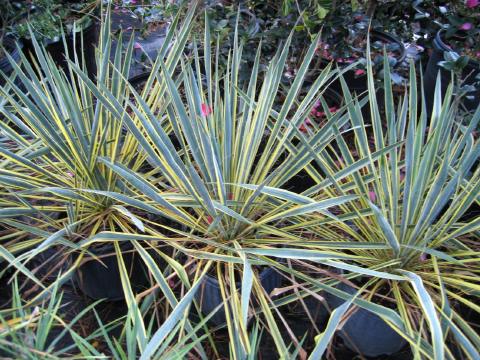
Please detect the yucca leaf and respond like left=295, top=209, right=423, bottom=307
left=308, top=297, right=354, bottom=359
left=400, top=271, right=444, bottom=360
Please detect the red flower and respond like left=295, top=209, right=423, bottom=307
left=206, top=215, right=213, bottom=224
left=466, top=0, right=479, bottom=8
left=201, top=103, right=212, bottom=116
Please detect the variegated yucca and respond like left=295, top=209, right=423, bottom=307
left=88, top=12, right=372, bottom=359
left=0, top=5, right=358, bottom=358
left=277, top=46, right=480, bottom=358
left=0, top=2, right=478, bottom=359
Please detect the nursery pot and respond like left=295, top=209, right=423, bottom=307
left=75, top=242, right=149, bottom=301
left=424, top=30, right=480, bottom=113
left=0, top=37, right=23, bottom=86
left=47, top=21, right=98, bottom=79
left=326, top=282, right=407, bottom=357
left=195, top=267, right=282, bottom=326
left=24, top=20, right=99, bottom=80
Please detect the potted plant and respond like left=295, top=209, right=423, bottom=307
left=305, top=4, right=406, bottom=94
left=424, top=0, right=480, bottom=112
left=13, top=0, right=99, bottom=78
left=0, top=10, right=197, bottom=301
left=296, top=56, right=480, bottom=357
left=97, top=15, right=362, bottom=357
left=0, top=283, right=103, bottom=356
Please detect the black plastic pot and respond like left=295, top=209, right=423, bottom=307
left=23, top=20, right=98, bottom=80
left=128, top=72, right=153, bottom=94
left=195, top=267, right=282, bottom=326
left=0, top=37, right=23, bottom=85
left=424, top=30, right=480, bottom=113
left=326, top=282, right=407, bottom=357
left=75, top=242, right=149, bottom=301
left=50, top=21, right=98, bottom=79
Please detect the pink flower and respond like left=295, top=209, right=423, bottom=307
left=466, top=0, right=479, bottom=8
left=206, top=216, right=213, bottom=224
left=134, top=42, right=142, bottom=49
left=368, top=191, right=376, bottom=202
left=66, top=172, right=74, bottom=178
left=354, top=69, right=366, bottom=76
left=201, top=103, right=212, bottom=116
left=329, top=106, right=338, bottom=113
left=460, top=22, right=473, bottom=31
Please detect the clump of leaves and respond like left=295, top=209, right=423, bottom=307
left=12, top=0, right=97, bottom=43
left=293, top=49, right=480, bottom=358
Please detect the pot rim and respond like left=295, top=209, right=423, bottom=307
left=40, top=20, right=98, bottom=47
left=128, top=72, right=151, bottom=86
left=435, top=30, right=480, bottom=67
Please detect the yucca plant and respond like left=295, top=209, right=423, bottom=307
left=0, top=2, right=202, bottom=298
left=0, top=273, right=212, bottom=359
left=1, top=4, right=227, bottom=359
left=0, top=278, right=111, bottom=358
left=80, top=10, right=411, bottom=356
left=278, top=48, right=480, bottom=358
